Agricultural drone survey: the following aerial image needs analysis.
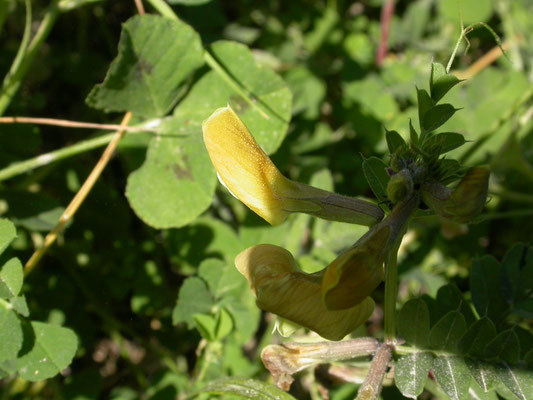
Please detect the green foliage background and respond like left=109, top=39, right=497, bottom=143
left=0, top=0, right=532, bottom=398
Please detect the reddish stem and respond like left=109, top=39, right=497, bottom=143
left=376, top=0, right=396, bottom=67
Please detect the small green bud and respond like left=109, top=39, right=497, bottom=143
left=387, top=170, right=413, bottom=204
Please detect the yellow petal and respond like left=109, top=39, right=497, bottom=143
left=236, top=244, right=374, bottom=341
left=322, top=225, right=390, bottom=310
left=202, top=106, right=297, bottom=225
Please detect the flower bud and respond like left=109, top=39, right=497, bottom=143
left=235, top=244, right=375, bottom=341
left=421, top=166, right=489, bottom=223
left=386, top=170, right=413, bottom=204
left=202, top=106, right=383, bottom=226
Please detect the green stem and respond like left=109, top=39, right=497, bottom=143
left=145, top=0, right=178, bottom=20
left=0, top=129, right=150, bottom=182
left=0, top=1, right=60, bottom=116
left=383, top=239, right=401, bottom=343
left=491, top=188, right=533, bottom=205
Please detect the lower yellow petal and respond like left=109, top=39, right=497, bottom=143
left=236, top=244, right=374, bottom=341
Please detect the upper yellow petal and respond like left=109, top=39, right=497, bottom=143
left=235, top=244, right=374, bottom=341
left=202, top=106, right=296, bottom=225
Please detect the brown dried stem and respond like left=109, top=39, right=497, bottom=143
left=24, top=112, right=133, bottom=276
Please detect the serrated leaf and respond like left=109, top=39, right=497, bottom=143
left=172, top=277, right=214, bottom=329
left=497, top=363, right=533, bottom=400
left=422, top=104, right=458, bottom=132
left=0, top=302, right=23, bottom=362
left=468, top=382, right=500, bottom=400
left=87, top=15, right=204, bottom=118
left=174, top=40, right=292, bottom=155
left=0, top=219, right=16, bottom=254
left=485, top=330, right=521, bottom=364
left=362, top=156, right=390, bottom=203
left=17, top=321, right=78, bottom=381
left=429, top=311, right=467, bottom=352
left=193, top=313, right=217, bottom=341
left=417, top=88, right=434, bottom=128
left=394, top=352, right=433, bottom=398
left=201, top=377, right=297, bottom=399
left=431, top=74, right=463, bottom=103
left=459, top=318, right=497, bottom=357
left=465, top=358, right=500, bottom=393
left=385, top=129, right=406, bottom=154
left=433, top=355, right=471, bottom=400
left=423, top=132, right=466, bottom=154
left=471, top=256, right=509, bottom=324
left=125, top=132, right=217, bottom=229
left=398, top=299, right=430, bottom=348
left=0, top=258, right=23, bottom=299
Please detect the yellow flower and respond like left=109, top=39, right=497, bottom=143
left=235, top=244, right=375, bottom=341
left=421, top=166, right=489, bottom=223
left=321, top=224, right=390, bottom=310
left=202, top=106, right=383, bottom=226
left=321, top=192, right=420, bottom=310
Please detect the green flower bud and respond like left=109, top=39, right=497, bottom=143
left=387, top=170, right=413, bottom=204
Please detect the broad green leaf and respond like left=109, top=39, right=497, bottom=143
left=9, top=295, right=29, bottom=317
left=468, top=383, right=499, bottom=400
left=422, top=104, right=458, bottom=132
left=485, top=330, right=521, bottom=364
left=219, top=295, right=260, bottom=345
left=0, top=302, right=23, bottom=362
left=497, top=363, right=533, bottom=400
left=429, top=311, right=467, bottom=352
left=193, top=313, right=217, bottom=341
left=362, top=156, right=390, bottom=203
left=86, top=15, right=204, bottom=118
left=17, top=321, right=78, bottom=381
left=174, top=40, right=292, bottom=155
left=438, top=0, right=493, bottom=24
left=417, top=88, right=434, bottom=127
left=398, top=299, right=430, bottom=348
left=471, top=256, right=509, bottom=324
left=430, top=63, right=446, bottom=92
left=0, top=219, right=16, bottom=254
left=433, top=355, right=471, bottom=400
left=431, top=74, right=463, bottom=103
left=436, top=284, right=476, bottom=327
left=198, top=259, right=242, bottom=299
left=465, top=359, right=500, bottom=393
left=459, top=318, right=497, bottom=357
left=215, top=307, right=234, bottom=340
left=0, top=191, right=64, bottom=232
left=285, top=66, right=326, bottom=119
left=0, top=258, right=23, bottom=299
left=394, top=352, right=433, bottom=398
left=344, top=76, right=399, bottom=122
left=125, top=132, right=217, bottom=229
left=385, top=129, right=406, bottom=154
left=201, top=377, right=297, bottom=400
left=172, top=277, right=214, bottom=329
left=501, top=244, right=533, bottom=307
left=423, top=132, right=466, bottom=154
